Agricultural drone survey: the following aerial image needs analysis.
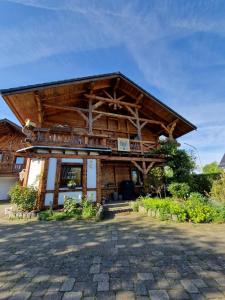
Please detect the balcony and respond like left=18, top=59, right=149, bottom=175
left=0, top=163, right=24, bottom=175
left=29, top=129, right=157, bottom=154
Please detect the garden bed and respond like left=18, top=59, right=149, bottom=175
left=130, top=193, right=225, bottom=223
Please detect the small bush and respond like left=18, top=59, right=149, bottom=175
left=81, top=197, right=96, bottom=219
left=64, top=197, right=81, bottom=216
left=168, top=182, right=190, bottom=200
left=210, top=171, right=225, bottom=203
left=9, top=184, right=37, bottom=212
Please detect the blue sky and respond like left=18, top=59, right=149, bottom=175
left=0, top=0, right=225, bottom=168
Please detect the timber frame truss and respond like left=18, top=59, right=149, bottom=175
left=41, top=80, right=178, bottom=140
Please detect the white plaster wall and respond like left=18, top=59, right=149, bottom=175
left=61, top=158, right=83, bottom=164
left=44, top=193, right=54, bottom=206
left=0, top=177, right=18, bottom=200
left=87, top=159, right=96, bottom=189
left=58, top=191, right=82, bottom=205
left=46, top=158, right=57, bottom=190
left=27, top=159, right=43, bottom=188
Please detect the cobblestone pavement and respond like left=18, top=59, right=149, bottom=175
left=0, top=211, right=225, bottom=300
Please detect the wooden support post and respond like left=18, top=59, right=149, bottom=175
left=23, top=158, right=31, bottom=187
left=96, top=159, right=101, bottom=203
left=82, top=158, right=87, bottom=198
left=37, top=158, right=49, bottom=210
left=53, top=158, right=61, bottom=209
left=88, top=99, right=93, bottom=135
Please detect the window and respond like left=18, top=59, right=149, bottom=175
left=60, top=164, right=82, bottom=189
left=15, top=157, right=25, bottom=164
left=0, top=152, right=2, bottom=163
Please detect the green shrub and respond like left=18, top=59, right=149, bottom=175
left=210, top=171, right=225, bottom=203
left=136, top=195, right=225, bottom=223
left=81, top=197, right=96, bottom=219
left=9, top=184, right=37, bottom=212
left=168, top=182, right=190, bottom=200
left=38, top=210, right=69, bottom=221
left=64, top=197, right=81, bottom=216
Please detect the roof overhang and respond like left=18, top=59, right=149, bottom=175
left=0, top=72, right=197, bottom=138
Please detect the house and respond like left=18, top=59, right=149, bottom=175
left=0, top=119, right=27, bottom=200
left=0, top=72, right=196, bottom=209
left=219, top=153, right=225, bottom=169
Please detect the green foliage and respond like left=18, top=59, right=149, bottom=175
left=189, top=173, right=219, bottom=195
left=81, top=197, right=97, bottom=219
left=38, top=196, right=97, bottom=221
left=147, top=167, right=165, bottom=197
left=129, top=201, right=139, bottom=212
left=136, top=194, right=225, bottom=223
left=168, top=182, right=190, bottom=200
left=9, top=184, right=37, bottom=212
left=203, top=162, right=222, bottom=174
left=210, top=171, right=225, bottom=203
left=153, top=140, right=196, bottom=183
left=64, top=197, right=81, bottom=216
left=38, top=210, right=69, bottom=221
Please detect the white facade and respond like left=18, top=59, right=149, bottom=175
left=0, top=177, right=18, bottom=200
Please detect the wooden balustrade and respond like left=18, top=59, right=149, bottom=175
left=30, top=129, right=157, bottom=153
left=0, top=163, right=24, bottom=174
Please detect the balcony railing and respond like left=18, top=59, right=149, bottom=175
left=0, top=163, right=24, bottom=175
left=30, top=129, right=157, bottom=154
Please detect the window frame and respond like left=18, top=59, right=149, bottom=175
left=59, top=163, right=83, bottom=190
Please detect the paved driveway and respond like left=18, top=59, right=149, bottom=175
left=0, top=212, right=225, bottom=300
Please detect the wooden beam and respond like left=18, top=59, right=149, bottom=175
left=93, top=100, right=104, bottom=110
left=124, top=105, right=136, bottom=118
left=146, top=162, right=155, bottom=174
left=85, top=94, right=140, bottom=108
left=88, top=99, right=93, bottom=135
left=136, top=93, right=144, bottom=104
left=132, top=161, right=144, bottom=174
left=34, top=92, right=44, bottom=126
left=114, top=77, right=120, bottom=90
left=43, top=104, right=88, bottom=122
left=103, top=89, right=113, bottom=99
left=93, top=113, right=103, bottom=122
left=140, top=121, right=148, bottom=129
left=127, top=117, right=137, bottom=129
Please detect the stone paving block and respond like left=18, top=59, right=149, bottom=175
left=199, top=287, right=225, bottom=299
left=137, top=273, right=154, bottom=281
left=181, top=279, right=199, bottom=293
left=189, top=294, right=206, bottom=300
left=90, top=264, right=100, bottom=274
left=97, top=280, right=109, bottom=292
left=43, top=291, right=63, bottom=300
left=116, top=291, right=135, bottom=300
left=135, top=281, right=148, bottom=296
left=60, top=278, right=75, bottom=292
left=62, top=291, right=82, bottom=300
left=93, top=273, right=109, bottom=282
left=191, top=279, right=207, bottom=288
left=9, top=292, right=32, bottom=300
left=96, top=291, right=115, bottom=300
left=168, top=289, right=189, bottom=300
left=215, top=277, right=225, bottom=286
left=148, top=289, right=169, bottom=300
left=93, top=256, right=101, bottom=264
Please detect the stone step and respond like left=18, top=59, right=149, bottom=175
left=103, top=201, right=132, bottom=215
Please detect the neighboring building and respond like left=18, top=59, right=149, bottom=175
left=0, top=119, right=26, bottom=200
left=219, top=153, right=225, bottom=169
left=0, top=72, right=196, bottom=209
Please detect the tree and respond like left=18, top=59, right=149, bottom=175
left=152, top=139, right=196, bottom=183
left=210, top=171, right=225, bottom=203
left=202, top=162, right=222, bottom=174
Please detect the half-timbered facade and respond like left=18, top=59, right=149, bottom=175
left=0, top=119, right=26, bottom=200
left=0, top=72, right=196, bottom=209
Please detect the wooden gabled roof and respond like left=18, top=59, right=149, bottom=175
left=0, top=72, right=196, bottom=138
left=0, top=118, right=23, bottom=136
